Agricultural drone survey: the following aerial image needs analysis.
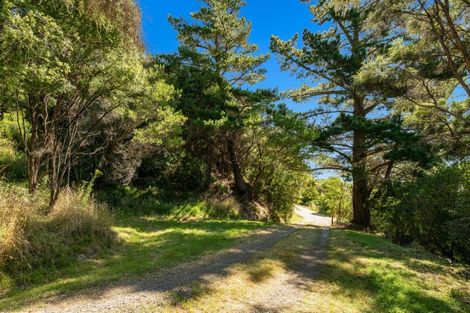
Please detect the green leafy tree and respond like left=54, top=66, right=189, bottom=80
left=168, top=0, right=269, bottom=205
left=0, top=0, right=179, bottom=204
left=374, top=163, right=470, bottom=262
left=364, top=0, right=470, bottom=158
left=315, top=177, right=352, bottom=224
left=244, top=105, right=312, bottom=220
left=271, top=0, right=433, bottom=227
left=1, top=1, right=74, bottom=193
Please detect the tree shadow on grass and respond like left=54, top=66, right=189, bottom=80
left=315, top=261, right=462, bottom=313
left=247, top=262, right=277, bottom=283
left=280, top=228, right=469, bottom=313
left=0, top=219, right=291, bottom=311
left=226, top=226, right=467, bottom=313
left=128, top=226, right=468, bottom=313
left=168, top=277, right=217, bottom=307
left=332, top=230, right=470, bottom=282
left=4, top=224, right=467, bottom=313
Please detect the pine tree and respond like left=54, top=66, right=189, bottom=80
left=168, top=0, right=268, bottom=203
left=271, top=0, right=432, bottom=227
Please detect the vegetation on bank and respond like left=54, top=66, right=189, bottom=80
left=318, top=229, right=470, bottom=313
left=372, top=163, right=470, bottom=263
left=0, top=184, right=110, bottom=287
left=301, top=164, right=470, bottom=263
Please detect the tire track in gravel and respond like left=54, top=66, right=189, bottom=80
left=18, top=206, right=332, bottom=313
left=18, top=226, right=298, bottom=313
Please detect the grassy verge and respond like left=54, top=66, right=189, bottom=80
left=0, top=214, right=269, bottom=311
left=315, top=229, right=470, bottom=313
left=136, top=228, right=470, bottom=313
left=289, top=212, right=303, bottom=224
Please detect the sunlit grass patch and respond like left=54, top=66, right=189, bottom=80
left=315, top=230, right=470, bottom=313
left=140, top=228, right=470, bottom=313
left=289, top=211, right=304, bottom=224
left=0, top=213, right=269, bottom=311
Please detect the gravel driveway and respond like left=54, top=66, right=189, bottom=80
left=17, top=211, right=330, bottom=313
left=294, top=205, right=332, bottom=227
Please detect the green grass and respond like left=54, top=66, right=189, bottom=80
left=0, top=138, right=27, bottom=182
left=316, top=229, right=470, bottom=313
left=289, top=211, right=304, bottom=224
left=0, top=214, right=269, bottom=311
left=130, top=227, right=470, bottom=313
left=2, top=190, right=468, bottom=313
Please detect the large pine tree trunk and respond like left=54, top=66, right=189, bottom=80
left=351, top=98, right=371, bottom=228
left=352, top=168, right=370, bottom=227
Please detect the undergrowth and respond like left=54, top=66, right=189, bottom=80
left=0, top=184, right=116, bottom=289
left=96, top=185, right=242, bottom=220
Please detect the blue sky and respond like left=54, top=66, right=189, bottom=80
left=137, top=0, right=320, bottom=112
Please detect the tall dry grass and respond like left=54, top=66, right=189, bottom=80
left=0, top=184, right=115, bottom=285
left=0, top=185, right=42, bottom=270
left=206, top=196, right=241, bottom=219
left=49, top=188, right=114, bottom=240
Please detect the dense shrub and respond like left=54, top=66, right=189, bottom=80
left=96, top=185, right=166, bottom=214
left=206, top=197, right=241, bottom=219
left=0, top=184, right=115, bottom=285
left=0, top=139, right=27, bottom=181
left=313, top=178, right=352, bottom=224
left=299, top=177, right=352, bottom=224
left=299, top=175, right=317, bottom=207
left=0, top=112, right=28, bottom=181
left=138, top=152, right=209, bottom=192
left=0, top=113, right=24, bottom=147
left=373, top=163, right=470, bottom=263
left=256, top=167, right=305, bottom=222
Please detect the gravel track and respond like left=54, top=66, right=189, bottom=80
left=18, top=227, right=297, bottom=313
left=294, top=205, right=332, bottom=227
left=17, top=209, right=331, bottom=313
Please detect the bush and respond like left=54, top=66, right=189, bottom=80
left=0, top=139, right=27, bottom=181
left=0, top=184, right=115, bottom=285
left=0, top=115, right=27, bottom=181
left=95, top=185, right=179, bottom=215
left=49, top=189, right=115, bottom=242
left=138, top=152, right=209, bottom=192
left=206, top=196, right=241, bottom=219
left=312, top=178, right=352, bottom=224
left=299, top=175, right=317, bottom=208
left=256, top=167, right=305, bottom=222
left=373, top=163, right=470, bottom=263
left=0, top=113, right=24, bottom=147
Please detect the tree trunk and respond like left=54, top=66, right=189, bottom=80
left=351, top=98, right=371, bottom=228
left=352, top=170, right=370, bottom=228
left=48, top=155, right=61, bottom=208
left=226, top=137, right=251, bottom=202
left=27, top=154, right=41, bottom=193
left=26, top=103, right=42, bottom=193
